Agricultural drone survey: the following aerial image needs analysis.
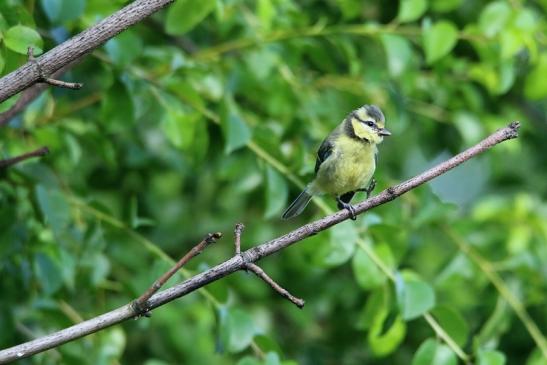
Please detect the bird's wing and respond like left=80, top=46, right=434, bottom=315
left=314, top=138, right=333, bottom=174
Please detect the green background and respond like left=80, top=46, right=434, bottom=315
left=1, top=0, right=546, bottom=364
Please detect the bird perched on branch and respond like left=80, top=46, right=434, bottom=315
left=282, top=105, right=390, bottom=220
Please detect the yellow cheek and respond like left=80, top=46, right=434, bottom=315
left=352, top=121, right=374, bottom=141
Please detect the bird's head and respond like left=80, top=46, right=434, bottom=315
left=345, top=105, right=390, bottom=144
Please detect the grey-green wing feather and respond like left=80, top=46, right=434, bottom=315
left=314, top=139, right=333, bottom=174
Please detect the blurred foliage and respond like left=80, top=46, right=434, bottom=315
left=1, top=0, right=546, bottom=364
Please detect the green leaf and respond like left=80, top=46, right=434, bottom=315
left=99, top=327, right=126, bottom=360
left=397, top=0, right=428, bottom=23
left=396, top=274, right=436, bottom=320
left=220, top=308, right=257, bottom=353
left=104, top=30, right=143, bottom=67
left=431, top=306, right=469, bottom=347
left=129, top=196, right=155, bottom=229
left=237, top=357, right=262, bottom=365
left=412, top=339, right=457, bottom=365
left=34, top=252, right=63, bottom=295
left=165, top=0, right=216, bottom=35
left=525, top=53, right=547, bottom=100
left=221, top=99, right=252, bottom=154
left=257, top=0, right=275, bottom=31
left=352, top=243, right=394, bottom=290
left=253, top=335, right=283, bottom=356
left=381, top=34, right=413, bottom=77
left=314, top=221, right=357, bottom=267
left=161, top=108, right=200, bottom=150
left=500, top=29, right=524, bottom=60
left=40, top=0, right=86, bottom=23
left=422, top=21, right=458, bottom=64
left=478, top=1, right=511, bottom=37
left=368, top=310, right=406, bottom=357
left=337, top=0, right=363, bottom=20
left=429, top=0, right=462, bottom=13
left=478, top=349, right=506, bottom=365
left=100, top=81, right=135, bottom=132
left=4, top=25, right=43, bottom=54
left=35, top=185, right=70, bottom=238
left=89, top=253, right=110, bottom=285
left=525, top=348, right=547, bottom=365
left=264, top=352, right=281, bottom=365
left=357, top=288, right=387, bottom=330
left=264, top=166, right=288, bottom=218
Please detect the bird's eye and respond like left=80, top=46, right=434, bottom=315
left=365, top=120, right=375, bottom=127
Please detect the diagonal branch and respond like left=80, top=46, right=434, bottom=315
left=0, top=147, right=49, bottom=169
left=0, top=122, right=520, bottom=363
left=0, top=0, right=176, bottom=103
left=131, top=232, right=222, bottom=316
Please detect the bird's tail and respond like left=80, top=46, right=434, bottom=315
left=282, top=187, right=313, bottom=219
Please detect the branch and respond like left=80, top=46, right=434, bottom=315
left=0, top=57, right=85, bottom=127
left=0, top=122, right=520, bottom=363
left=27, top=47, right=83, bottom=90
left=0, top=0, right=175, bottom=103
left=0, top=147, right=49, bottom=169
left=131, top=232, right=222, bottom=316
left=234, top=223, right=305, bottom=308
left=245, top=263, right=305, bottom=308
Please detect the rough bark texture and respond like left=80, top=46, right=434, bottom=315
left=0, top=0, right=174, bottom=103
left=0, top=122, right=520, bottom=363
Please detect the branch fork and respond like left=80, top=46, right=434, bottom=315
left=235, top=223, right=305, bottom=309
left=131, top=232, right=223, bottom=317
left=27, top=48, right=83, bottom=90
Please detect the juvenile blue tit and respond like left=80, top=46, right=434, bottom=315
left=282, top=105, right=390, bottom=220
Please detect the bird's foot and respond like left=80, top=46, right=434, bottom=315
left=358, top=178, right=376, bottom=199
left=336, top=198, right=357, bottom=220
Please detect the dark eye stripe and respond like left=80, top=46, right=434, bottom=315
left=354, top=114, right=376, bottom=127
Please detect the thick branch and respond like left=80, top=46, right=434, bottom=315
left=0, top=122, right=520, bottom=363
left=0, top=0, right=175, bottom=103
left=0, top=147, right=49, bottom=169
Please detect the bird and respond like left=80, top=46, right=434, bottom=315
left=282, top=105, right=390, bottom=220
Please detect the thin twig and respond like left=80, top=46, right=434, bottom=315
left=234, top=223, right=305, bottom=308
left=0, top=122, right=520, bottom=363
left=40, top=77, right=83, bottom=90
left=246, top=263, right=305, bottom=308
left=0, top=147, right=49, bottom=169
left=131, top=232, right=222, bottom=315
left=234, top=223, right=244, bottom=255
left=27, top=48, right=83, bottom=90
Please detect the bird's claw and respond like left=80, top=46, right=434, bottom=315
left=337, top=199, right=357, bottom=220
left=358, top=178, right=376, bottom=199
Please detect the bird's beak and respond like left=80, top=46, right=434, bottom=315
left=379, top=128, right=391, bottom=136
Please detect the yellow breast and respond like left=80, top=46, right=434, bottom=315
left=312, top=134, right=377, bottom=196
